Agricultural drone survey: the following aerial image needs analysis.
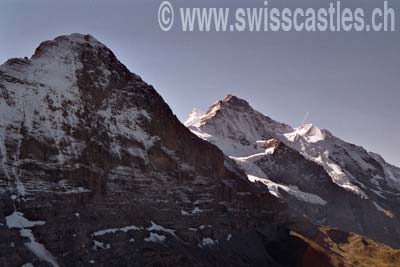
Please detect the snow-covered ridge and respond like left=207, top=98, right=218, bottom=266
left=231, top=150, right=327, bottom=206
left=281, top=124, right=368, bottom=198
left=369, top=152, right=400, bottom=191
left=186, top=95, right=400, bottom=204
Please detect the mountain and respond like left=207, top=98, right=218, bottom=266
left=0, top=34, right=399, bottom=267
left=0, top=34, right=277, bottom=267
left=186, top=95, right=400, bottom=248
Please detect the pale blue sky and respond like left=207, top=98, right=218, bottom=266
left=0, top=0, right=399, bottom=166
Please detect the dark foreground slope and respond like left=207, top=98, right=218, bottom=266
left=0, top=34, right=399, bottom=267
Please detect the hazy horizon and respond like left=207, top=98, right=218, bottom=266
left=1, top=0, right=399, bottom=166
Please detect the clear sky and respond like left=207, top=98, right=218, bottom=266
left=0, top=0, right=399, bottom=166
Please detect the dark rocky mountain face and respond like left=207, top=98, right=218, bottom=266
left=0, top=34, right=284, bottom=267
left=253, top=140, right=400, bottom=248
left=0, top=34, right=399, bottom=267
left=186, top=95, right=400, bottom=248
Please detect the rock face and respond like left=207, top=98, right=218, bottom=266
left=186, top=95, right=400, bottom=248
left=0, top=34, right=399, bottom=267
left=0, top=34, right=285, bottom=267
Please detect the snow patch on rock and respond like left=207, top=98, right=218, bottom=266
left=92, top=240, right=111, bottom=250
left=144, top=233, right=166, bottom=243
left=20, top=229, right=59, bottom=267
left=146, top=221, right=176, bottom=237
left=199, top=237, right=218, bottom=248
left=248, top=175, right=327, bottom=205
left=93, top=225, right=143, bottom=236
left=5, top=211, right=45, bottom=229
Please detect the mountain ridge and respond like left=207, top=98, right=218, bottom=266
left=186, top=94, right=400, bottom=248
left=0, top=33, right=399, bottom=266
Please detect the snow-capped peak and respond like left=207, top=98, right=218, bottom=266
left=185, top=94, right=292, bottom=157
left=31, top=33, right=105, bottom=59
left=0, top=34, right=111, bottom=88
left=221, top=94, right=252, bottom=109
left=285, top=123, right=329, bottom=143
left=1, top=34, right=109, bottom=78
left=184, top=108, right=205, bottom=128
left=203, top=94, right=257, bottom=117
